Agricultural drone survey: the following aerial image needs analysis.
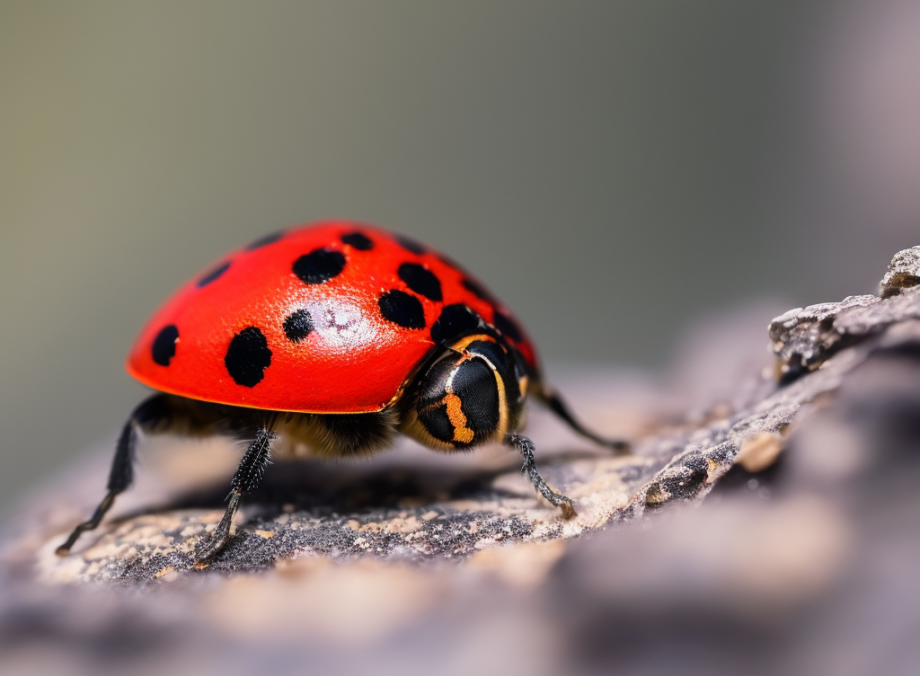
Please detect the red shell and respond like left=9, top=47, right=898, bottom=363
left=127, top=221, right=538, bottom=413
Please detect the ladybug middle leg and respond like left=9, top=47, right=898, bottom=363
left=193, top=426, right=275, bottom=563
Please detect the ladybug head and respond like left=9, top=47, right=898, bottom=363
left=399, top=334, right=529, bottom=450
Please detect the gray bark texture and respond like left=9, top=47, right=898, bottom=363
left=3, top=248, right=920, bottom=675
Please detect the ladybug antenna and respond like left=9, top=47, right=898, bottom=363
left=534, top=383, right=630, bottom=454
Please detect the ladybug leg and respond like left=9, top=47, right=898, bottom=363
left=504, top=433, right=576, bottom=519
left=535, top=384, right=630, bottom=454
left=56, top=394, right=172, bottom=556
left=194, top=426, right=275, bottom=563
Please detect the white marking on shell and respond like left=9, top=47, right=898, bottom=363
left=307, top=300, right=378, bottom=353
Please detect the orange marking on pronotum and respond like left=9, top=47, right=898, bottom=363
left=444, top=393, right=475, bottom=444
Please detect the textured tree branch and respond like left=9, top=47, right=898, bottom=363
left=3, top=248, right=920, bottom=675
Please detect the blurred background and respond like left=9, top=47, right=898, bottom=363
left=2, top=0, right=919, bottom=514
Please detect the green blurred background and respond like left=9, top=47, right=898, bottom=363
left=3, top=1, right=919, bottom=513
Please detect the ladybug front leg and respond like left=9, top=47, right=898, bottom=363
left=56, top=394, right=173, bottom=556
left=193, top=427, right=275, bottom=563
left=504, top=433, right=576, bottom=519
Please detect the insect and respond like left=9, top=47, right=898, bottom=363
left=57, top=221, right=628, bottom=562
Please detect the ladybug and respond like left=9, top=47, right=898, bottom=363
left=57, top=221, right=628, bottom=561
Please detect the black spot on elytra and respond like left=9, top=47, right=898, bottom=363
left=431, top=304, right=483, bottom=345
left=395, top=235, right=425, bottom=255
left=293, top=248, right=346, bottom=284
left=151, top=325, right=179, bottom=366
left=197, top=261, right=231, bottom=288
left=379, top=289, right=426, bottom=329
left=340, top=231, right=374, bottom=251
left=283, top=309, right=314, bottom=343
left=245, top=231, right=284, bottom=251
left=225, top=327, right=272, bottom=387
left=462, top=277, right=495, bottom=303
left=398, top=262, right=442, bottom=302
left=493, top=311, right=523, bottom=342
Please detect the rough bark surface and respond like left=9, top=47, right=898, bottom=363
left=3, top=247, right=920, bottom=675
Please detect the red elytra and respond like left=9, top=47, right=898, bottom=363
left=126, top=221, right=537, bottom=413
